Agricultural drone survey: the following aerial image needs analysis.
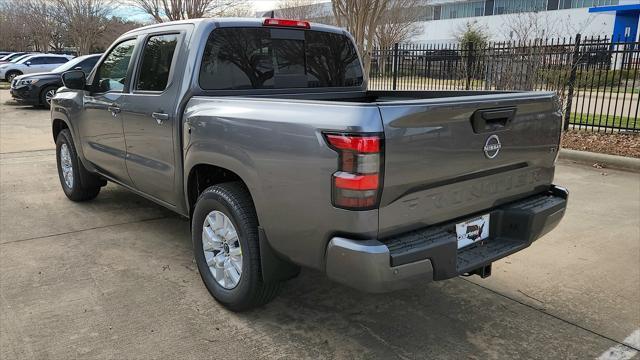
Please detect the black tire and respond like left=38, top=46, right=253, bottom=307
left=5, top=70, right=21, bottom=82
left=192, top=182, right=281, bottom=311
left=40, top=86, right=58, bottom=109
left=56, top=129, right=102, bottom=201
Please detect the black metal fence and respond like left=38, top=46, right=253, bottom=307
left=370, top=34, right=639, bottom=133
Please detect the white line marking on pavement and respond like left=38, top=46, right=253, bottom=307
left=597, top=329, right=640, bottom=360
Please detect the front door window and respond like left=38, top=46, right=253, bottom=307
left=94, top=39, right=136, bottom=92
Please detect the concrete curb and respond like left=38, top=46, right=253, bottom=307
left=559, top=149, right=640, bottom=172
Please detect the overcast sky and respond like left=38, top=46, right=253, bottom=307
left=252, top=0, right=278, bottom=12
left=116, top=0, right=280, bottom=21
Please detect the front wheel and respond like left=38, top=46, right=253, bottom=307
left=192, top=182, right=281, bottom=311
left=56, top=129, right=102, bottom=201
left=41, top=86, right=58, bottom=108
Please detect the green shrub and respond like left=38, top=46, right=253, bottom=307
left=539, top=68, right=637, bottom=89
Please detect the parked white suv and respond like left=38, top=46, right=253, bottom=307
left=0, top=54, right=74, bottom=82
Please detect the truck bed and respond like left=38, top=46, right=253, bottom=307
left=185, top=89, right=561, bottom=269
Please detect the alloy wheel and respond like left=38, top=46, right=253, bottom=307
left=202, top=210, right=243, bottom=289
left=60, top=143, right=74, bottom=189
left=45, top=89, right=56, bottom=105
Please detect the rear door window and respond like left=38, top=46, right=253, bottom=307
left=25, top=57, right=43, bottom=65
left=199, top=28, right=363, bottom=90
left=44, top=57, right=68, bottom=64
left=136, top=34, right=179, bottom=91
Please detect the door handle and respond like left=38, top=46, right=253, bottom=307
left=152, top=112, right=169, bottom=124
left=107, top=105, right=121, bottom=117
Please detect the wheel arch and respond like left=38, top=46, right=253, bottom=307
left=52, top=118, right=69, bottom=142
left=52, top=117, right=91, bottom=172
left=186, top=163, right=250, bottom=218
left=5, top=69, right=22, bottom=81
left=186, top=163, right=300, bottom=283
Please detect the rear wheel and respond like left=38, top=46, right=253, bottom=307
left=192, top=182, right=281, bottom=311
left=41, top=86, right=57, bottom=108
left=56, top=129, right=102, bottom=201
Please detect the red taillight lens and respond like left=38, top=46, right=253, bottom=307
left=325, top=134, right=380, bottom=153
left=263, top=18, right=311, bottom=29
left=325, top=133, right=383, bottom=210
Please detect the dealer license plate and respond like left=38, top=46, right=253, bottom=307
left=456, top=214, right=490, bottom=249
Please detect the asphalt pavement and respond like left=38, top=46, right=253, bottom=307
left=0, top=90, right=638, bottom=359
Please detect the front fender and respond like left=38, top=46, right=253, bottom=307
left=50, top=88, right=94, bottom=171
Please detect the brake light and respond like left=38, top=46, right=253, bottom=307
left=263, top=18, right=311, bottom=29
left=324, top=133, right=383, bottom=210
left=325, top=134, right=380, bottom=153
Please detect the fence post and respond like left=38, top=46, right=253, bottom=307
left=564, top=33, right=581, bottom=131
left=466, top=41, right=475, bottom=90
left=392, top=43, right=399, bottom=90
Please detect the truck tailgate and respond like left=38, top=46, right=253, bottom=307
left=377, top=92, right=561, bottom=237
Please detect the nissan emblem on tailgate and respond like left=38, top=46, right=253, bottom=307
left=484, top=135, right=501, bottom=159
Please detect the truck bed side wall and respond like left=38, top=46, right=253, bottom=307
left=182, top=97, right=384, bottom=270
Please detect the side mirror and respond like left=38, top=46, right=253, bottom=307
left=25, top=61, right=31, bottom=66
left=61, top=70, right=86, bottom=90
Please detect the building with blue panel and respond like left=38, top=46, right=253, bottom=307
left=589, top=2, right=640, bottom=42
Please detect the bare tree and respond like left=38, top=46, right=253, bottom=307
left=0, top=2, right=24, bottom=51
left=0, top=0, right=60, bottom=52
left=132, top=0, right=163, bottom=22
left=0, top=1, right=28, bottom=51
left=50, top=19, right=73, bottom=52
left=54, top=0, right=115, bottom=55
left=19, top=1, right=54, bottom=51
left=95, top=17, right=144, bottom=51
left=275, top=0, right=324, bottom=20
left=219, top=3, right=253, bottom=17
left=494, top=11, right=563, bottom=92
left=331, top=0, right=389, bottom=76
left=374, top=0, right=421, bottom=50
left=131, top=0, right=249, bottom=23
left=560, top=13, right=598, bottom=39
left=502, top=11, right=560, bottom=44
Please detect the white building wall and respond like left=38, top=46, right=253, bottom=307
left=411, top=8, right=617, bottom=44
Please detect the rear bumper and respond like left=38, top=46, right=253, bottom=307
left=325, top=185, right=568, bottom=293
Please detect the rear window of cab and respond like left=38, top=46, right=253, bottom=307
left=199, top=27, right=364, bottom=90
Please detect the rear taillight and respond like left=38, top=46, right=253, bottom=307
left=263, top=18, right=311, bottom=29
left=324, top=133, right=383, bottom=210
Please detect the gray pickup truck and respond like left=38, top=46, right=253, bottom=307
left=51, top=18, right=568, bottom=311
